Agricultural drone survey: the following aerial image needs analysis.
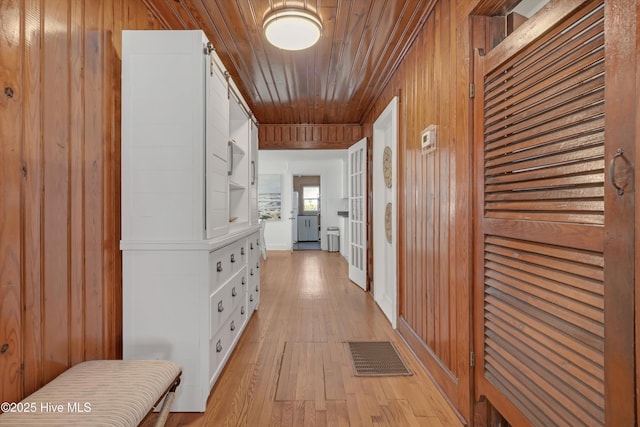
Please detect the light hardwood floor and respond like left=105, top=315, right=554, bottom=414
left=142, top=251, right=463, bottom=426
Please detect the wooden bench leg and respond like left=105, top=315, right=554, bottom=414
left=154, top=376, right=181, bottom=427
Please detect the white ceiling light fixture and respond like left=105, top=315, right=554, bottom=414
left=263, top=7, right=323, bottom=51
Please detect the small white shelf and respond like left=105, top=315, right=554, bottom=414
left=229, top=179, right=247, bottom=191
left=230, top=140, right=246, bottom=157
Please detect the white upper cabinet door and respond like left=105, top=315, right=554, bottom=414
left=122, top=30, right=231, bottom=241
left=249, top=121, right=259, bottom=226
left=205, top=47, right=230, bottom=238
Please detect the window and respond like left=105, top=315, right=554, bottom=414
left=302, top=185, right=319, bottom=213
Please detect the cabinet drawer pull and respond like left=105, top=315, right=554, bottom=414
left=250, top=295, right=254, bottom=302
left=232, top=287, right=237, bottom=297
left=250, top=268, right=254, bottom=276
left=241, top=277, right=246, bottom=285
left=257, top=239, right=260, bottom=246
left=230, top=253, right=236, bottom=263
left=218, top=301, right=224, bottom=312
left=256, top=262, right=260, bottom=269
left=217, top=261, right=222, bottom=272
left=250, top=243, right=254, bottom=250
left=230, top=321, right=235, bottom=332
left=216, top=340, right=222, bottom=353
left=256, top=285, right=259, bottom=292
left=241, top=247, right=245, bottom=255
left=241, top=306, right=245, bottom=315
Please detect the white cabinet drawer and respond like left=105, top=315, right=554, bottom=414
left=209, top=302, right=247, bottom=385
left=250, top=258, right=260, bottom=276
left=209, top=270, right=247, bottom=339
left=227, top=304, right=244, bottom=343
left=229, top=240, right=248, bottom=276
left=209, top=240, right=247, bottom=293
left=209, top=245, right=232, bottom=290
left=248, top=261, right=258, bottom=283
left=248, top=233, right=260, bottom=258
left=248, top=285, right=259, bottom=312
left=228, top=272, right=245, bottom=314
left=209, top=288, right=230, bottom=341
left=209, top=326, right=230, bottom=383
left=228, top=301, right=247, bottom=350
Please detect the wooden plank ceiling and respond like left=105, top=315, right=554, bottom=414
left=142, top=0, right=436, bottom=125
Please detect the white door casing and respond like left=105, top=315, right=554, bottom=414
left=348, top=138, right=367, bottom=290
left=290, top=189, right=298, bottom=252
left=373, top=96, right=398, bottom=328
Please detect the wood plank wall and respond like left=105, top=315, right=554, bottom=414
left=636, top=5, right=640, bottom=422
left=360, top=0, right=513, bottom=422
left=361, top=0, right=639, bottom=424
left=361, top=0, right=473, bottom=419
left=0, top=0, right=165, bottom=403
left=2, top=0, right=638, bottom=424
left=259, top=124, right=363, bottom=149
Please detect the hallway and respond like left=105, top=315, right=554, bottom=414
left=145, top=251, right=463, bottom=426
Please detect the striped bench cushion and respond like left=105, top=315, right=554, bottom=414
left=0, top=360, right=181, bottom=427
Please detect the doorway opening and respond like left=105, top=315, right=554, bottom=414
left=292, top=175, right=321, bottom=250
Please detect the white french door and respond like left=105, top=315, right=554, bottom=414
left=348, top=138, right=367, bottom=289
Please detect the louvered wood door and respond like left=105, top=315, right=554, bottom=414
left=472, top=1, right=632, bottom=425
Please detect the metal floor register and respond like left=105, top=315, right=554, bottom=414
left=346, top=341, right=412, bottom=377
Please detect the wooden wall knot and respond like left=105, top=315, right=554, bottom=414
left=5, top=87, right=14, bottom=98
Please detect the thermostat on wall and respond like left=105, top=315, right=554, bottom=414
left=421, top=125, right=437, bottom=155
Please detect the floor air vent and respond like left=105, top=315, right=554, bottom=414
left=346, top=341, right=412, bottom=377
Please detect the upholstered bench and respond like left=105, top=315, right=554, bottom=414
left=0, top=360, right=181, bottom=427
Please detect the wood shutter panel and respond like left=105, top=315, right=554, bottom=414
left=476, top=1, right=606, bottom=425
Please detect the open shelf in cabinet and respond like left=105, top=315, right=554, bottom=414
left=228, top=97, right=250, bottom=226
left=230, top=139, right=246, bottom=157
left=229, top=179, right=246, bottom=191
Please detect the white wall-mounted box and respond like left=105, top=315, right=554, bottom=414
left=421, top=125, right=437, bottom=155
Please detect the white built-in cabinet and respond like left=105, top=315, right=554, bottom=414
left=120, top=30, right=260, bottom=412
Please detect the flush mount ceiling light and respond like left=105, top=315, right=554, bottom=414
left=263, top=8, right=323, bottom=51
